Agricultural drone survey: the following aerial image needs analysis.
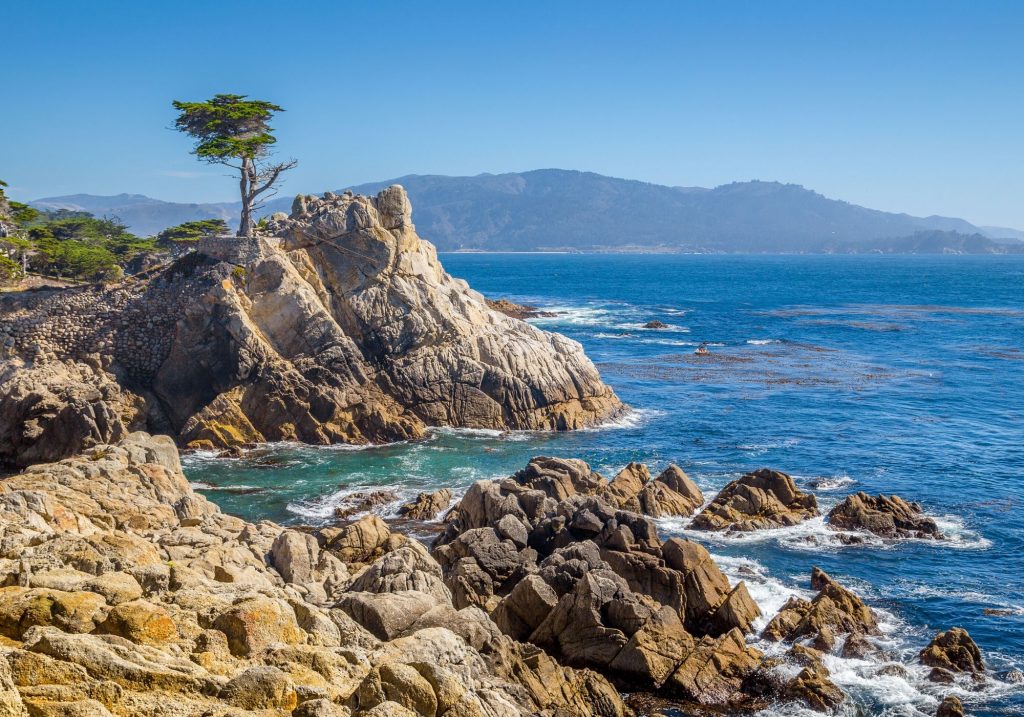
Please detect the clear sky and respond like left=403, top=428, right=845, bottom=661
left=3, top=0, right=1022, bottom=228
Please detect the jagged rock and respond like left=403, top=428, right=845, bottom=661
left=333, top=490, right=399, bottom=520
left=937, top=695, right=965, bottom=717
left=763, top=568, right=878, bottom=651
left=347, top=543, right=451, bottom=603
left=604, top=462, right=650, bottom=512
left=638, top=465, right=704, bottom=518
left=919, top=628, right=985, bottom=673
left=397, top=488, right=452, bottom=521
left=827, top=492, right=942, bottom=539
left=643, top=321, right=668, bottom=329
left=326, top=515, right=406, bottom=566
left=434, top=457, right=765, bottom=706
left=664, top=628, right=763, bottom=705
left=0, top=186, right=621, bottom=463
left=0, top=360, right=145, bottom=467
left=0, top=434, right=627, bottom=717
left=691, top=468, right=819, bottom=531
left=783, top=661, right=846, bottom=712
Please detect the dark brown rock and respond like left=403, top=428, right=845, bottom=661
left=828, top=492, right=942, bottom=539
left=397, top=488, right=452, bottom=521
left=763, top=568, right=878, bottom=650
left=920, top=628, right=985, bottom=673
left=691, top=468, right=819, bottom=532
left=936, top=695, right=965, bottom=717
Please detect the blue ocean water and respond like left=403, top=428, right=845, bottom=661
left=185, top=254, right=1024, bottom=716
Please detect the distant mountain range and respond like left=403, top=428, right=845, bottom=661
left=31, top=170, right=1024, bottom=254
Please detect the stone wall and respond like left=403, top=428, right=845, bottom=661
left=0, top=254, right=231, bottom=383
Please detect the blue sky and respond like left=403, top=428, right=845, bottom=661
left=4, top=0, right=1023, bottom=228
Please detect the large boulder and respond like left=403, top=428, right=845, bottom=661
left=691, top=468, right=818, bottom=531
left=763, top=568, right=879, bottom=651
left=0, top=360, right=145, bottom=468
left=638, top=465, right=705, bottom=518
left=919, top=628, right=984, bottom=674
left=827, top=492, right=942, bottom=539
left=397, top=488, right=452, bottom=521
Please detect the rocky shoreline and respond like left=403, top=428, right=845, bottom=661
left=0, top=186, right=622, bottom=468
left=0, top=433, right=1000, bottom=716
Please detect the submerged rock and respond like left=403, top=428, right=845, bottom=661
left=397, top=488, right=452, bottom=521
left=827, top=492, right=942, bottom=539
left=485, top=298, right=557, bottom=319
left=691, top=468, right=819, bottom=532
left=0, top=186, right=622, bottom=465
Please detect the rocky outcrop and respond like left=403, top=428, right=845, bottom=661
left=920, top=627, right=985, bottom=682
left=397, top=489, right=452, bottom=521
left=484, top=298, right=556, bottom=320
left=433, top=457, right=770, bottom=708
left=0, top=359, right=147, bottom=467
left=0, top=186, right=621, bottom=465
left=690, top=468, right=819, bottom=532
left=763, top=568, right=879, bottom=651
left=827, top=492, right=942, bottom=539
left=0, top=433, right=629, bottom=716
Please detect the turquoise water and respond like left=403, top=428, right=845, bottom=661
left=185, top=254, right=1024, bottom=716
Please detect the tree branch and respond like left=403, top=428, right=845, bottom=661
left=249, top=159, right=298, bottom=201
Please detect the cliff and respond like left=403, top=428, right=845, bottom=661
left=0, top=186, right=621, bottom=466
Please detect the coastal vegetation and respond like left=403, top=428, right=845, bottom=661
left=172, top=94, right=296, bottom=238
left=0, top=183, right=155, bottom=284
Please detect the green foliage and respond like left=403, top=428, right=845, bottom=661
left=155, top=219, right=228, bottom=246
left=8, top=201, right=40, bottom=226
left=172, top=94, right=284, bottom=162
left=13, top=215, right=156, bottom=282
left=0, top=254, right=21, bottom=286
left=231, top=265, right=247, bottom=280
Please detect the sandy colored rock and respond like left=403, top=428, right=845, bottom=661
left=213, top=597, right=304, bottom=657
left=97, top=600, right=176, bottom=646
left=218, top=665, right=298, bottom=710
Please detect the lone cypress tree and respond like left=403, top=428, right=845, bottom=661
left=172, top=94, right=296, bottom=237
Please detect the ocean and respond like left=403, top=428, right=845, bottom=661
left=184, top=253, right=1024, bottom=716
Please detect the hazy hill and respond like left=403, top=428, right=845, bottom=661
left=31, top=170, right=1024, bottom=253
left=838, top=230, right=1024, bottom=255
left=30, top=193, right=237, bottom=236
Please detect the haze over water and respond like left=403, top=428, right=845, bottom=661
left=185, top=253, right=1024, bottom=716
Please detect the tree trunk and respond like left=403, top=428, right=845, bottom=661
left=238, top=158, right=253, bottom=237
